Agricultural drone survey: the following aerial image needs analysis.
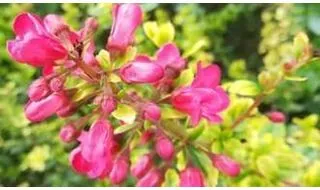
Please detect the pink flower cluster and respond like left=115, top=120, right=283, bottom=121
left=7, top=3, right=238, bottom=187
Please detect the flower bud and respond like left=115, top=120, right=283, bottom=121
left=49, top=77, right=64, bottom=92
left=109, top=156, right=129, bottom=184
left=119, top=56, right=164, bottom=84
left=266, top=111, right=286, bottom=123
left=211, top=154, right=241, bottom=177
left=179, top=167, right=205, bottom=187
left=142, top=102, right=161, bottom=122
left=56, top=103, right=75, bottom=117
left=155, top=133, right=174, bottom=161
left=25, top=92, right=67, bottom=122
left=131, top=154, right=153, bottom=178
left=28, top=78, right=50, bottom=101
left=107, top=4, right=143, bottom=53
left=136, top=169, right=163, bottom=187
left=59, top=124, right=80, bottom=143
left=101, top=96, right=117, bottom=114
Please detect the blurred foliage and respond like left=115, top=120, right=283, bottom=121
left=0, top=3, right=319, bottom=187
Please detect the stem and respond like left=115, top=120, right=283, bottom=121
left=76, top=58, right=100, bottom=81
left=230, top=94, right=265, bottom=129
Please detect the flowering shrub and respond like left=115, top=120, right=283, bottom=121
left=5, top=3, right=320, bottom=187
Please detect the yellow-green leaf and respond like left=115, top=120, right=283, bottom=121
left=228, top=80, right=261, bottom=96
left=183, top=39, right=208, bottom=58
left=161, top=105, right=186, bottom=119
left=174, top=68, right=194, bottom=87
left=162, top=169, right=180, bottom=187
left=96, top=49, right=112, bottom=72
left=114, top=123, right=137, bottom=135
left=256, top=155, right=279, bottom=180
left=112, top=104, right=137, bottom=124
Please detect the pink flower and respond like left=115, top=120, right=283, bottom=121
left=25, top=92, right=68, bottom=122
left=109, top=156, right=129, bottom=184
left=56, top=102, right=75, bottom=117
left=155, top=43, right=186, bottom=71
left=59, top=124, right=79, bottom=143
left=136, top=169, right=163, bottom=187
left=7, top=13, right=67, bottom=70
left=49, top=77, right=64, bottom=92
left=211, top=154, right=241, bottom=177
left=141, top=102, right=161, bottom=122
left=131, top=154, right=153, bottom=178
left=70, top=119, right=115, bottom=179
left=120, top=56, right=164, bottom=83
left=179, top=167, right=205, bottom=187
left=155, top=133, right=174, bottom=161
left=171, top=63, right=229, bottom=126
left=107, top=4, right=143, bottom=53
left=101, top=96, right=117, bottom=115
left=27, top=77, right=50, bottom=101
left=266, top=111, right=286, bottom=123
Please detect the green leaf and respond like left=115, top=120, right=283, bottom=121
left=71, top=85, right=97, bottom=102
left=293, top=32, right=309, bottom=58
left=187, top=122, right=205, bottom=141
left=183, top=39, right=207, bottom=58
left=228, top=80, right=261, bottom=96
left=162, top=169, right=179, bottom=187
left=156, top=22, right=175, bottom=46
left=143, top=21, right=175, bottom=47
left=174, top=68, right=194, bottom=87
left=96, top=49, right=112, bottom=72
left=114, top=123, right=137, bottom=135
left=285, top=76, right=307, bottom=82
left=293, top=114, right=319, bottom=130
left=112, top=104, right=137, bottom=124
left=228, top=59, right=248, bottom=79
left=303, top=161, right=320, bottom=186
left=109, top=73, right=122, bottom=83
left=161, top=105, right=186, bottom=119
left=176, top=150, right=187, bottom=171
left=256, top=155, right=279, bottom=180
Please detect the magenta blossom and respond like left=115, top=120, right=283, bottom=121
left=25, top=92, right=68, bottom=122
left=120, top=56, right=164, bottom=83
left=109, top=156, right=129, bottom=184
left=136, top=169, right=163, bottom=187
left=141, top=102, right=161, bottom=122
left=107, top=4, right=143, bottom=53
left=171, top=63, right=229, bottom=126
left=211, top=154, right=241, bottom=177
left=131, top=154, right=153, bottom=178
left=70, top=119, right=115, bottom=179
left=27, top=77, right=50, bottom=101
left=59, top=124, right=79, bottom=143
left=266, top=111, right=286, bottom=123
left=179, top=167, right=205, bottom=187
left=155, top=133, right=174, bottom=161
left=7, top=13, right=67, bottom=71
left=155, top=43, right=186, bottom=71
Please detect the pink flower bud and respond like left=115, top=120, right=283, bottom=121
left=101, top=96, right=117, bottom=114
left=131, top=154, right=153, bottom=178
left=107, top=4, right=143, bottom=53
left=109, top=156, right=129, bottom=184
left=119, top=56, right=164, bottom=84
left=266, top=111, right=286, bottom=123
left=49, top=77, right=64, bottom=92
left=211, top=154, right=241, bottom=177
left=25, top=92, right=68, bottom=122
left=27, top=77, right=50, bottom=101
left=69, top=147, right=91, bottom=174
left=56, top=103, right=75, bottom=117
left=142, top=102, right=161, bottom=122
left=59, top=124, right=80, bottom=143
left=136, top=169, right=163, bottom=187
left=155, top=133, right=174, bottom=161
left=179, top=167, right=205, bottom=187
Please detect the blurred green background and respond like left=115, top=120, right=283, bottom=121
left=0, top=3, right=319, bottom=187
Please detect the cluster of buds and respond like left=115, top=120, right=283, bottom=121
left=7, top=4, right=240, bottom=186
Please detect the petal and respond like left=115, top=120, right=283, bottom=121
left=107, top=4, right=143, bottom=52
left=155, top=43, right=185, bottom=70
left=43, top=14, right=68, bottom=35
left=7, top=33, right=67, bottom=67
left=69, top=147, right=91, bottom=174
left=192, top=63, right=221, bottom=89
left=13, top=12, right=47, bottom=36
left=119, top=58, right=164, bottom=83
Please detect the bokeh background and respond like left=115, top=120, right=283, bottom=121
left=0, top=3, right=319, bottom=187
